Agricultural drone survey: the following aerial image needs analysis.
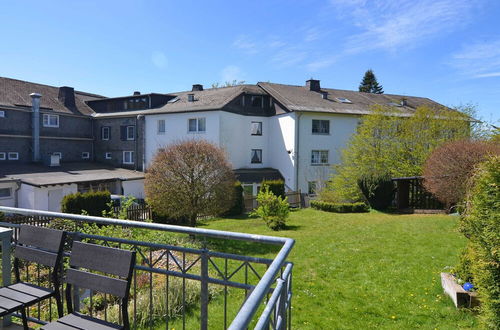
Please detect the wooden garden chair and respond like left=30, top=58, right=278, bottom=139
left=42, top=241, right=136, bottom=330
left=0, top=225, right=66, bottom=329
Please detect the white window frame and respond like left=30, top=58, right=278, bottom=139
left=102, top=126, right=110, bottom=140
left=157, top=119, right=166, bottom=134
left=188, top=118, right=206, bottom=133
left=126, top=126, right=135, bottom=140
left=312, top=119, right=330, bottom=135
left=43, top=114, right=59, bottom=128
left=105, top=152, right=112, bottom=160
left=123, top=151, right=134, bottom=164
left=311, top=150, right=329, bottom=165
left=8, top=152, right=19, bottom=160
left=53, top=152, right=62, bottom=159
left=0, top=187, right=12, bottom=199
left=0, top=110, right=5, bottom=118
left=82, top=152, right=90, bottom=160
left=0, top=152, right=5, bottom=160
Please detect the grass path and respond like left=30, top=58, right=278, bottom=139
left=196, top=209, right=477, bottom=329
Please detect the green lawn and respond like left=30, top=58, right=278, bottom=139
left=194, top=208, right=477, bottom=329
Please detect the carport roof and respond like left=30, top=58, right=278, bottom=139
left=0, top=163, right=144, bottom=187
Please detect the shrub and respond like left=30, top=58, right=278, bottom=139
left=224, top=181, right=244, bottom=216
left=458, top=156, right=500, bottom=328
left=252, top=186, right=289, bottom=230
left=357, top=174, right=394, bottom=210
left=261, top=179, right=285, bottom=198
left=311, top=200, right=370, bottom=213
left=423, top=140, right=500, bottom=208
left=61, top=190, right=111, bottom=216
left=0, top=212, right=4, bottom=221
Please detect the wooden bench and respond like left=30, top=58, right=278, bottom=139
left=42, top=241, right=136, bottom=330
left=0, top=225, right=66, bottom=329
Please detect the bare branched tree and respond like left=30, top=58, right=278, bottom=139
left=145, top=140, right=235, bottom=226
left=423, top=140, right=500, bottom=207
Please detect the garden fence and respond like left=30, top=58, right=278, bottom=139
left=0, top=206, right=294, bottom=330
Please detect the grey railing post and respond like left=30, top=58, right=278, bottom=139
left=0, top=227, right=13, bottom=326
left=200, top=249, right=209, bottom=330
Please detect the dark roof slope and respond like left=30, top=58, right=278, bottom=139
left=93, top=84, right=266, bottom=118
left=0, top=77, right=105, bottom=116
left=258, top=82, right=446, bottom=116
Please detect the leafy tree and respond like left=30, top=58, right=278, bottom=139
left=423, top=140, right=500, bottom=208
left=358, top=69, right=384, bottom=94
left=321, top=105, right=472, bottom=202
left=211, top=80, right=246, bottom=88
left=145, top=140, right=235, bottom=227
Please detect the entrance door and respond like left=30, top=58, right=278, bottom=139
left=48, top=189, right=63, bottom=212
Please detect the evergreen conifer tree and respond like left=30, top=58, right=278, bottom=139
left=359, top=69, right=384, bottom=94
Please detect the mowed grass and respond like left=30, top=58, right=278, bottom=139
left=191, top=208, right=477, bottom=329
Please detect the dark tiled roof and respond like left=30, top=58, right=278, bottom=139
left=0, top=162, right=144, bottom=186
left=234, top=168, right=284, bottom=184
left=258, top=82, right=447, bottom=116
left=0, top=77, right=105, bottom=116
left=93, top=85, right=267, bottom=118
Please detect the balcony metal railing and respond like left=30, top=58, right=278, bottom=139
left=0, top=206, right=294, bottom=329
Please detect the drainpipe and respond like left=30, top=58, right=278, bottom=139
left=30, top=93, right=41, bottom=162
left=294, top=112, right=302, bottom=191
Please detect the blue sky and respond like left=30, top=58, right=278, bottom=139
left=0, top=0, right=499, bottom=123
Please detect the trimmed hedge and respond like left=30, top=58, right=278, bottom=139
left=224, top=181, right=244, bottom=216
left=261, top=180, right=285, bottom=199
left=61, top=190, right=111, bottom=216
left=311, top=200, right=370, bottom=213
left=459, top=156, right=500, bottom=328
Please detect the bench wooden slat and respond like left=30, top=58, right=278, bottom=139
left=14, top=245, right=58, bottom=267
left=8, top=282, right=53, bottom=299
left=70, top=241, right=134, bottom=277
left=55, top=313, right=122, bottom=330
left=0, top=287, right=39, bottom=304
left=0, top=296, right=23, bottom=312
left=66, top=269, right=129, bottom=298
left=18, top=225, right=65, bottom=252
left=41, top=321, right=81, bottom=330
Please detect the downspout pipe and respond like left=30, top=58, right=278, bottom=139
left=30, top=93, right=41, bottom=162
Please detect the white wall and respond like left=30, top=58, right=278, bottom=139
left=269, top=113, right=296, bottom=190
left=18, top=183, right=77, bottom=211
left=219, top=112, right=270, bottom=168
left=0, top=182, right=18, bottom=207
left=122, top=179, right=145, bottom=199
left=145, top=111, right=221, bottom=167
left=297, top=113, right=360, bottom=192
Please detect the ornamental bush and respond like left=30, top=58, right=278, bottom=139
left=311, top=200, right=370, bottom=213
left=458, top=156, right=500, bottom=328
left=61, top=190, right=111, bottom=216
left=223, top=181, right=245, bottom=216
left=252, top=186, right=289, bottom=230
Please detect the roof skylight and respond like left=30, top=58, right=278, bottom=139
left=167, top=96, right=179, bottom=104
left=336, top=97, right=352, bottom=104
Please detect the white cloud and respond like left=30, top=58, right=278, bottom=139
left=270, top=48, right=308, bottom=68
left=232, top=35, right=259, bottom=54
left=329, top=0, right=476, bottom=53
left=151, top=51, right=168, bottom=69
left=452, top=39, right=500, bottom=79
left=304, top=28, right=321, bottom=42
left=306, top=56, right=338, bottom=72
left=221, top=65, right=244, bottom=82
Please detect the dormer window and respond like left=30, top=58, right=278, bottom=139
left=251, top=96, right=263, bottom=108
left=124, top=97, right=148, bottom=110
left=43, top=114, right=59, bottom=127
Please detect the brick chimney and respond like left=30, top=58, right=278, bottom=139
left=306, top=79, right=321, bottom=92
left=192, top=84, right=203, bottom=91
left=58, top=86, right=75, bottom=109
